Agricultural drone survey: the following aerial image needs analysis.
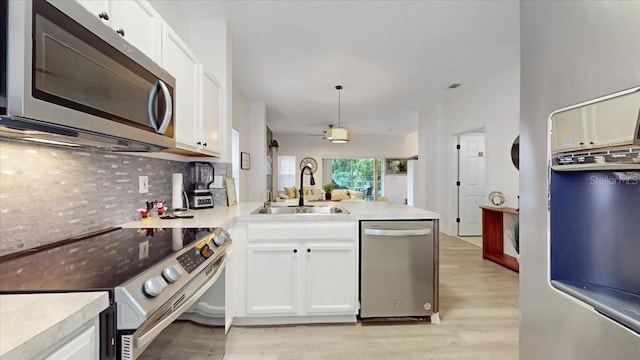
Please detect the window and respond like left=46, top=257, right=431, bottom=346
left=323, top=158, right=383, bottom=200
left=277, top=155, right=296, bottom=189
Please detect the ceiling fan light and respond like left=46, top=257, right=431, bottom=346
left=326, top=85, right=353, bottom=143
left=325, top=128, right=333, bottom=140
left=329, top=127, right=351, bottom=143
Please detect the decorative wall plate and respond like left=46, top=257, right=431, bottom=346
left=300, top=157, right=318, bottom=174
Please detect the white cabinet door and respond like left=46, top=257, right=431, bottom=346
left=109, top=0, right=162, bottom=62
left=590, top=90, right=640, bottom=147
left=200, top=71, right=222, bottom=156
left=162, top=27, right=200, bottom=152
left=76, top=0, right=161, bottom=62
left=551, top=90, right=640, bottom=154
left=44, top=318, right=99, bottom=360
left=304, top=242, right=357, bottom=314
left=551, top=107, right=589, bottom=153
left=245, top=222, right=358, bottom=319
left=76, top=0, right=110, bottom=22
left=246, top=243, right=299, bottom=315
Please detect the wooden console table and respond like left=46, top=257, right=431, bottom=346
left=481, top=206, right=519, bottom=272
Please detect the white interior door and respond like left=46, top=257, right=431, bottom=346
left=458, top=134, right=486, bottom=236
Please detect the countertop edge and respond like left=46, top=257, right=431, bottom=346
left=120, top=201, right=440, bottom=229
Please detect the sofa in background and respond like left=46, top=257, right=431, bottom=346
left=276, top=187, right=364, bottom=201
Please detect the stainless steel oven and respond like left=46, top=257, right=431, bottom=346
left=1, top=0, right=174, bottom=151
left=0, top=227, right=231, bottom=360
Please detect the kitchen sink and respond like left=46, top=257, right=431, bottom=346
left=251, top=205, right=350, bottom=215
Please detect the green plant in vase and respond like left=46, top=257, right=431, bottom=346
left=322, top=183, right=335, bottom=200
left=507, top=217, right=520, bottom=260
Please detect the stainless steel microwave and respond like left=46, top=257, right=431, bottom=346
left=1, top=0, right=175, bottom=151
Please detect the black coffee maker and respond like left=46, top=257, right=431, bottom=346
left=187, top=162, right=214, bottom=209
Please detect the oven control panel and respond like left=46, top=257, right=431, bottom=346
left=177, top=249, right=207, bottom=274
left=176, top=229, right=229, bottom=273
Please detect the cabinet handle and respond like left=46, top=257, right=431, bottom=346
left=116, top=28, right=125, bottom=37
left=590, top=141, right=594, bottom=145
left=307, top=249, right=311, bottom=253
left=98, top=11, right=109, bottom=21
left=197, top=141, right=202, bottom=146
left=203, top=143, right=207, bottom=147
left=579, top=142, right=585, bottom=145
left=293, top=249, right=297, bottom=253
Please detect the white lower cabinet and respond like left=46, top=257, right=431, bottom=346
left=247, top=243, right=300, bottom=315
left=43, top=317, right=99, bottom=360
left=304, top=242, right=356, bottom=314
left=245, top=222, right=357, bottom=319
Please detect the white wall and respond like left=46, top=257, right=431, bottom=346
left=417, top=105, right=443, bottom=213
left=382, top=175, right=407, bottom=203
left=271, top=133, right=418, bottom=194
left=419, top=65, right=520, bottom=235
left=248, top=102, right=267, bottom=201
left=520, top=1, right=640, bottom=359
left=232, top=86, right=251, bottom=202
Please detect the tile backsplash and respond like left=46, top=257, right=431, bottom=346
left=0, top=140, right=230, bottom=256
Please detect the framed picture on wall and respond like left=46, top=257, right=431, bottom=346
left=385, top=159, right=407, bottom=174
left=241, top=152, right=251, bottom=170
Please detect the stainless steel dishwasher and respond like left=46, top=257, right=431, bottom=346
left=360, top=220, right=439, bottom=322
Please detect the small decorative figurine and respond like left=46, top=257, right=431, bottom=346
left=138, top=201, right=155, bottom=221
left=154, top=200, right=166, bottom=216
left=138, top=208, right=151, bottom=220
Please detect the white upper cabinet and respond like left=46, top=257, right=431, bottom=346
left=200, top=70, right=222, bottom=156
left=77, top=0, right=227, bottom=158
left=551, top=107, right=590, bottom=153
left=162, top=30, right=222, bottom=156
left=108, top=0, right=162, bottom=62
left=76, top=0, right=162, bottom=62
left=161, top=26, right=200, bottom=152
left=76, top=0, right=109, bottom=19
left=551, top=89, right=640, bottom=154
left=588, top=90, right=640, bottom=147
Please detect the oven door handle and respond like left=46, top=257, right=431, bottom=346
left=133, top=255, right=227, bottom=349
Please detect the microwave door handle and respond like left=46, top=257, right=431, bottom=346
left=156, top=80, right=173, bottom=134
left=147, top=80, right=160, bottom=132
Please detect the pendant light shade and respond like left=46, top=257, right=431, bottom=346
left=327, top=85, right=352, bottom=143
left=328, top=127, right=351, bottom=143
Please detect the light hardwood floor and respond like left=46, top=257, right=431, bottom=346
left=142, top=233, right=519, bottom=359
left=456, top=236, right=483, bottom=248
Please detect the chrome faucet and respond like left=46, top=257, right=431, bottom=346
left=299, top=164, right=316, bottom=206
left=263, top=190, right=272, bottom=208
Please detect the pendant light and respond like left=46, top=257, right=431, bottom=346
left=327, top=85, right=352, bottom=143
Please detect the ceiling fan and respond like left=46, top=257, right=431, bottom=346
left=309, top=124, right=334, bottom=139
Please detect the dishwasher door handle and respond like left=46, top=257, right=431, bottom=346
left=364, top=228, right=431, bottom=236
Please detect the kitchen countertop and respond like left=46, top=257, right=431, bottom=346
left=1, top=201, right=436, bottom=359
left=0, top=292, right=109, bottom=360
left=120, top=200, right=439, bottom=229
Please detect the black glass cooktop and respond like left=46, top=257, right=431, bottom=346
left=0, top=227, right=215, bottom=293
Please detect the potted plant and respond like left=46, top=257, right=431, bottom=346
left=322, top=183, right=335, bottom=200
left=507, top=217, right=520, bottom=262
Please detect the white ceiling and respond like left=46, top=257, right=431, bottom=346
left=178, top=1, right=520, bottom=136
